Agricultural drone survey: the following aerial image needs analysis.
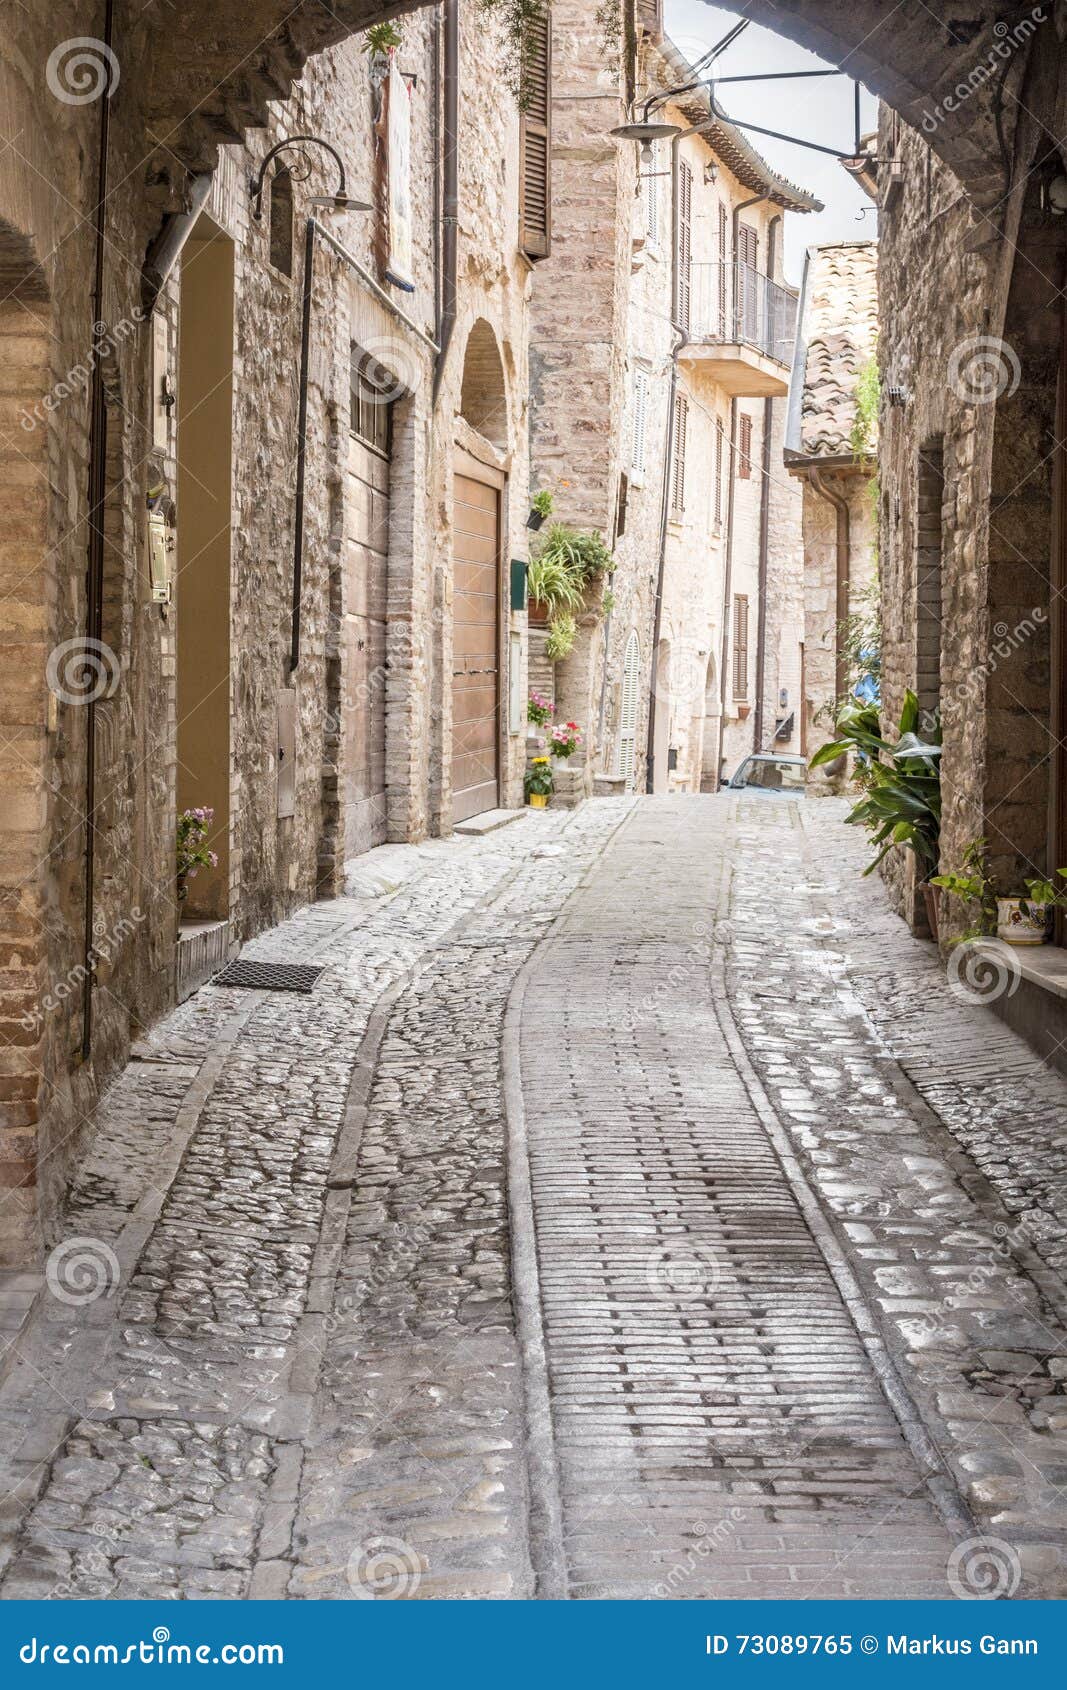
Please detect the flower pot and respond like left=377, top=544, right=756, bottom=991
left=528, top=597, right=549, bottom=628
left=528, top=793, right=549, bottom=809
left=526, top=509, right=546, bottom=531
left=921, top=880, right=940, bottom=943
left=996, top=896, right=1050, bottom=945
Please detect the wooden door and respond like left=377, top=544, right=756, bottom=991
left=344, top=421, right=390, bottom=857
left=451, top=463, right=502, bottom=823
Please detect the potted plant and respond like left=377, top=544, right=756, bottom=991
left=526, top=490, right=554, bottom=532
left=930, top=837, right=996, bottom=943
left=933, top=838, right=1067, bottom=946
left=549, top=719, right=581, bottom=761
left=177, top=806, right=219, bottom=905
left=527, top=690, right=554, bottom=728
left=545, top=612, right=577, bottom=660
left=524, top=756, right=553, bottom=809
left=527, top=522, right=613, bottom=630
left=809, top=690, right=942, bottom=930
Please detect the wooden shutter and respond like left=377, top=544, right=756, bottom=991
left=617, top=630, right=641, bottom=790
left=670, top=392, right=688, bottom=517
left=519, top=10, right=552, bottom=259
left=714, top=418, right=724, bottom=525
left=738, top=413, right=753, bottom=479
left=733, top=594, right=749, bottom=699
left=718, top=201, right=729, bottom=337
left=631, top=370, right=648, bottom=478
left=676, top=160, right=693, bottom=330
left=738, top=223, right=758, bottom=341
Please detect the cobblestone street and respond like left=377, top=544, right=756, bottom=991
left=2, top=795, right=1067, bottom=1600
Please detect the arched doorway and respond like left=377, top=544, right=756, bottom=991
left=701, top=652, right=721, bottom=792
left=452, top=319, right=509, bottom=824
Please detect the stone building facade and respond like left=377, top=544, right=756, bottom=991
left=0, top=0, right=533, bottom=1265
left=785, top=240, right=879, bottom=788
left=527, top=18, right=816, bottom=799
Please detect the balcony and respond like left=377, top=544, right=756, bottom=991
left=679, top=261, right=797, bottom=396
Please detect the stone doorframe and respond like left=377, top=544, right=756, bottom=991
left=451, top=436, right=508, bottom=827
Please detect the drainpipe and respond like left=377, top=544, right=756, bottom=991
left=752, top=213, right=780, bottom=751
left=716, top=193, right=768, bottom=788
left=141, top=173, right=214, bottom=314
left=80, top=0, right=115, bottom=1062
left=809, top=465, right=851, bottom=703
left=433, top=0, right=459, bottom=400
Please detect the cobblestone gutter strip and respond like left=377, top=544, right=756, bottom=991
left=727, top=795, right=1067, bottom=1595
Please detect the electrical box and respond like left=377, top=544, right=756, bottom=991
left=147, top=509, right=174, bottom=604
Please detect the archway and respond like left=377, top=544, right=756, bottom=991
left=701, top=652, right=721, bottom=793
left=458, top=318, right=509, bottom=450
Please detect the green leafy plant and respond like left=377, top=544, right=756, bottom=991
left=527, top=550, right=584, bottom=615
left=531, top=490, right=553, bottom=518
left=849, top=351, right=879, bottom=460
left=601, top=588, right=616, bottom=616
left=524, top=755, right=554, bottom=798
left=362, top=21, right=403, bottom=52
left=1020, top=871, right=1067, bottom=916
left=545, top=612, right=578, bottom=661
left=931, top=837, right=996, bottom=938
left=528, top=523, right=613, bottom=619
left=809, top=690, right=941, bottom=876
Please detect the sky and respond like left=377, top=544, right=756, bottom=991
left=664, top=1, right=880, bottom=283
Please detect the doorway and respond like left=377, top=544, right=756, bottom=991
left=343, top=356, right=392, bottom=856
left=451, top=455, right=503, bottom=824
left=176, top=220, right=234, bottom=921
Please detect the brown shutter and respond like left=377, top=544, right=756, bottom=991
left=738, top=413, right=753, bottom=479
left=733, top=595, right=749, bottom=698
left=519, top=10, right=552, bottom=259
left=677, top=159, right=693, bottom=330
left=718, top=201, right=728, bottom=337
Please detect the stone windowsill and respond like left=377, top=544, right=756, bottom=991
left=975, top=937, right=1067, bottom=1000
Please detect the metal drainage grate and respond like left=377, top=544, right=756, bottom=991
left=213, top=959, right=325, bottom=994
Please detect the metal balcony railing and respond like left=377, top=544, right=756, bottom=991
left=681, top=261, right=797, bottom=365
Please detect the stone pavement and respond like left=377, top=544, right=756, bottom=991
left=1, top=793, right=1066, bottom=1600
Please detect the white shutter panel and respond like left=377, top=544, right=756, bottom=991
left=631, top=371, right=648, bottom=479
left=644, top=143, right=659, bottom=244
left=616, top=630, right=641, bottom=790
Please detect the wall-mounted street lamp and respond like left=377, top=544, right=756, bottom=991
left=249, top=134, right=372, bottom=219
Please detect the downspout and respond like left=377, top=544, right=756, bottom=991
left=752, top=212, right=780, bottom=751
left=81, top=0, right=115, bottom=1062
left=809, top=465, right=851, bottom=703
left=141, top=173, right=214, bottom=314
left=433, top=0, right=459, bottom=400
left=716, top=192, right=768, bottom=788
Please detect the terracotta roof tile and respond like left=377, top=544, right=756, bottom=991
left=794, top=242, right=878, bottom=460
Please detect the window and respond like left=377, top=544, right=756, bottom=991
left=714, top=418, right=724, bottom=526
left=519, top=9, right=551, bottom=259
left=350, top=354, right=394, bottom=458
left=677, top=159, right=693, bottom=330
left=269, top=164, right=294, bottom=276
left=737, top=223, right=759, bottom=342
left=643, top=142, right=659, bottom=246
left=916, top=438, right=945, bottom=730
left=615, top=472, right=629, bottom=542
left=733, top=594, right=749, bottom=699
left=738, top=413, right=753, bottom=479
left=631, top=370, right=649, bottom=481
left=670, top=392, right=688, bottom=518
left=616, top=630, right=641, bottom=791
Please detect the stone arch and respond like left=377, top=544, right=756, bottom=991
left=458, top=318, right=509, bottom=450
left=0, top=219, right=52, bottom=1265
left=701, top=650, right=721, bottom=792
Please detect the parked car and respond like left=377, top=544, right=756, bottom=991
left=726, top=753, right=807, bottom=796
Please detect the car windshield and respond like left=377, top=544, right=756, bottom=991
left=739, top=759, right=805, bottom=792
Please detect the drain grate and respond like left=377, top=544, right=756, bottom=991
left=213, top=959, right=325, bottom=994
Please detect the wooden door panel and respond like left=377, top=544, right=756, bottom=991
left=451, top=468, right=501, bottom=823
